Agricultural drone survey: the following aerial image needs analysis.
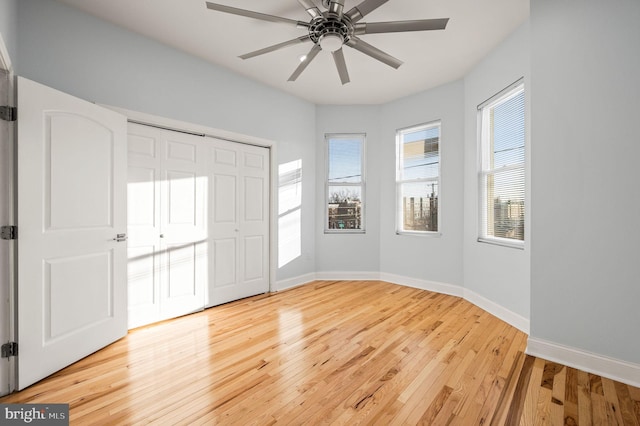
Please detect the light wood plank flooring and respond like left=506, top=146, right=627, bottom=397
left=2, top=280, right=639, bottom=424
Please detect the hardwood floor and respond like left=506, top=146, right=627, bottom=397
left=2, top=280, right=639, bottom=425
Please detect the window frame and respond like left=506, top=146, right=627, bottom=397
left=324, top=133, right=366, bottom=234
left=477, top=79, right=525, bottom=249
left=395, top=120, right=442, bottom=236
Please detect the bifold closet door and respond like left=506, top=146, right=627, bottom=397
left=210, top=139, right=270, bottom=306
left=127, top=124, right=207, bottom=329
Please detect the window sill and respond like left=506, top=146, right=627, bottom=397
left=324, top=230, right=366, bottom=235
left=396, top=231, right=442, bottom=238
left=477, top=237, right=524, bottom=250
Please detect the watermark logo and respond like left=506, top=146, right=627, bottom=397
left=1, top=404, right=68, bottom=425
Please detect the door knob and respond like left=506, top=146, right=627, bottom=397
left=160, top=234, right=165, bottom=238
left=113, top=233, right=127, bottom=242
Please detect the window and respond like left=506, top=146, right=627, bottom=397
left=478, top=80, right=525, bottom=246
left=396, top=121, right=441, bottom=234
left=325, top=134, right=365, bottom=232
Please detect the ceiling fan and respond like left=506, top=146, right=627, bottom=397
left=205, top=0, right=449, bottom=85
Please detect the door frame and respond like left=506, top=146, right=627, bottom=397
left=0, top=32, right=16, bottom=396
left=103, top=105, right=277, bottom=299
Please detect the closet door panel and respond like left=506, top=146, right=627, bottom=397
left=243, top=235, right=264, bottom=281
left=244, top=176, right=265, bottom=222
left=128, top=167, right=156, bottom=226
left=127, top=124, right=207, bottom=328
left=214, top=174, right=237, bottom=223
left=240, top=149, right=270, bottom=288
left=127, top=245, right=156, bottom=306
left=128, top=124, right=270, bottom=314
left=213, top=238, right=236, bottom=287
left=209, top=140, right=270, bottom=306
left=160, top=133, right=207, bottom=319
left=166, top=244, right=196, bottom=297
left=166, top=170, right=197, bottom=225
left=127, top=126, right=162, bottom=329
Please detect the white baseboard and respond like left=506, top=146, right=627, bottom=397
left=379, top=273, right=463, bottom=297
left=464, top=289, right=530, bottom=334
left=526, top=337, right=640, bottom=388
left=314, top=271, right=381, bottom=281
left=273, top=273, right=317, bottom=292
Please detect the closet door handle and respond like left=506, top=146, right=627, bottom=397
left=159, top=234, right=165, bottom=238
left=113, top=233, right=127, bottom=242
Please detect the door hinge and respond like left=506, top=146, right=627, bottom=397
left=1, top=342, right=17, bottom=358
left=0, top=106, right=16, bottom=122
left=0, top=226, right=17, bottom=240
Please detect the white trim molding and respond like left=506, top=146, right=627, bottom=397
left=315, top=271, right=381, bottom=282
left=463, top=288, right=529, bottom=334
left=274, top=273, right=317, bottom=292
left=379, top=273, right=463, bottom=297
left=526, top=337, right=640, bottom=388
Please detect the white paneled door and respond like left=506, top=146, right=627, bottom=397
left=210, top=139, right=270, bottom=306
left=17, top=77, right=128, bottom=390
left=127, top=124, right=207, bottom=328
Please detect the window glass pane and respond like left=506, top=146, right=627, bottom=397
left=396, top=122, right=440, bottom=234
left=482, top=168, right=524, bottom=240
left=328, top=138, right=362, bottom=183
left=400, top=181, right=438, bottom=232
left=400, top=126, right=440, bottom=180
left=326, top=134, right=365, bottom=232
left=327, top=186, right=362, bottom=230
left=491, top=90, right=525, bottom=168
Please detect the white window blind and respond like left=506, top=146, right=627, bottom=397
left=396, top=121, right=441, bottom=234
left=325, top=134, right=365, bottom=232
left=478, top=81, right=525, bottom=246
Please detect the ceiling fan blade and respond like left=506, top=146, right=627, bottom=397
left=332, top=48, right=350, bottom=85
left=354, top=18, right=449, bottom=35
left=298, top=0, right=322, bottom=19
left=346, top=36, right=403, bottom=69
left=345, top=0, right=389, bottom=23
left=288, top=44, right=322, bottom=82
left=205, top=2, right=308, bottom=27
left=240, top=35, right=312, bottom=60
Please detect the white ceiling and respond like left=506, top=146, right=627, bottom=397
left=56, top=0, right=529, bottom=105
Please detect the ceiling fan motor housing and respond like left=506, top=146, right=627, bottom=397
left=310, top=13, right=353, bottom=51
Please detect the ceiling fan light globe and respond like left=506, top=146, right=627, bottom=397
left=319, top=33, right=343, bottom=52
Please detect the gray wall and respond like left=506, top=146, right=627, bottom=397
left=530, top=0, right=640, bottom=363
left=0, top=0, right=17, bottom=66
left=379, top=82, right=465, bottom=286
left=314, top=80, right=465, bottom=287
left=16, top=0, right=318, bottom=283
left=463, top=23, right=531, bottom=321
left=315, top=105, right=382, bottom=274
